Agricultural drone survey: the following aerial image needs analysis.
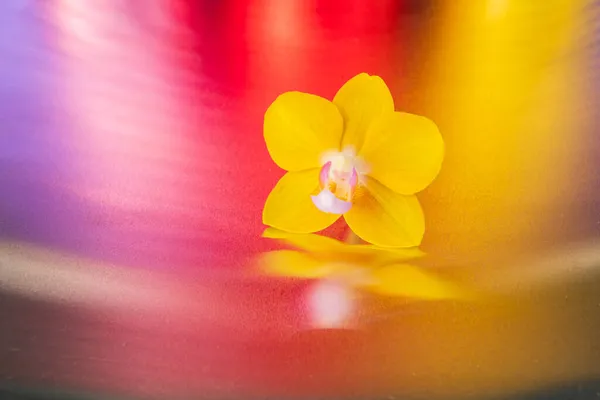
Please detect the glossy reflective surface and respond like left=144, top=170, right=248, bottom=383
left=2, top=1, right=600, bottom=399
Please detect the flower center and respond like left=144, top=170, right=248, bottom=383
left=311, top=149, right=366, bottom=214
left=319, top=159, right=358, bottom=202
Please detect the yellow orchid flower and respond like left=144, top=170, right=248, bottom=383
left=262, top=73, right=444, bottom=248
left=259, top=229, right=460, bottom=301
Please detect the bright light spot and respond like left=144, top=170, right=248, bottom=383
left=306, top=279, right=355, bottom=329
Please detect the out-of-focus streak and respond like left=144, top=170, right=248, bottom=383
left=245, top=0, right=398, bottom=103
left=419, top=0, right=592, bottom=261
left=246, top=0, right=315, bottom=89
left=0, top=242, right=183, bottom=313
left=54, top=1, right=199, bottom=210
left=3, top=235, right=600, bottom=328
left=1, top=240, right=600, bottom=399
left=44, top=1, right=265, bottom=270
left=491, top=239, right=600, bottom=289
left=251, top=0, right=313, bottom=46
left=0, top=241, right=302, bottom=338
left=429, top=238, right=600, bottom=296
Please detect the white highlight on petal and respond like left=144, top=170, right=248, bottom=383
left=311, top=188, right=352, bottom=214
left=307, top=279, right=355, bottom=329
left=320, top=146, right=370, bottom=176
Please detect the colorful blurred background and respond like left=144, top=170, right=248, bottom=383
left=1, top=0, right=600, bottom=399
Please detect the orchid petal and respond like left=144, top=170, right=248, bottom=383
left=263, top=170, right=340, bottom=233
left=333, top=73, right=394, bottom=152
left=264, top=92, right=343, bottom=172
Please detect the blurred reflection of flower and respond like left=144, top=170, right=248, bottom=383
left=262, top=73, right=444, bottom=248
left=259, top=228, right=462, bottom=328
